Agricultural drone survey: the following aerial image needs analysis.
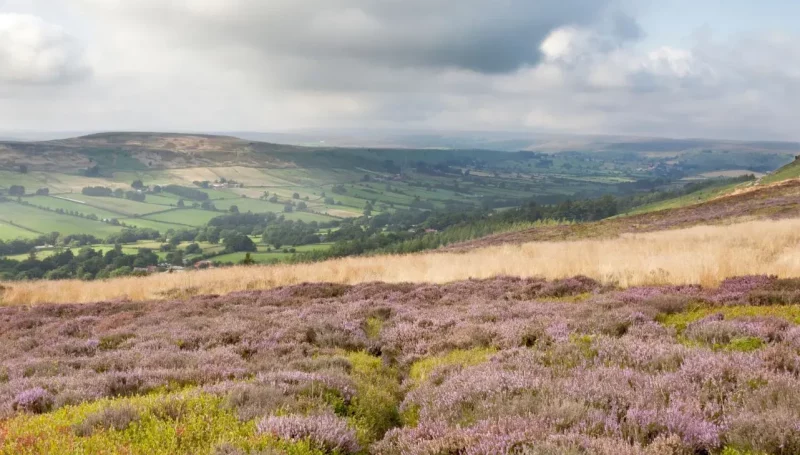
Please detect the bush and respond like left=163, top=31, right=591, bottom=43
left=256, top=414, right=360, bottom=454
left=73, top=404, right=140, bottom=436
left=12, top=387, right=54, bottom=414
left=223, top=384, right=289, bottom=422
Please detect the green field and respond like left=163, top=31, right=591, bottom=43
left=212, top=197, right=291, bottom=214
left=119, top=217, right=187, bottom=231
left=65, top=195, right=170, bottom=216
left=0, top=171, right=130, bottom=193
left=136, top=193, right=183, bottom=206
left=141, top=209, right=221, bottom=227
left=0, top=203, right=124, bottom=237
left=0, top=220, right=39, bottom=239
left=213, top=243, right=333, bottom=264
left=25, top=196, right=124, bottom=220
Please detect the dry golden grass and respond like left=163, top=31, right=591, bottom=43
left=3, top=217, right=800, bottom=306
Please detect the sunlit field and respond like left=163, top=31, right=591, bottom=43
left=3, top=217, right=800, bottom=306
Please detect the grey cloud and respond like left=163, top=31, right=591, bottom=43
left=86, top=0, right=631, bottom=74
left=0, top=13, right=89, bottom=85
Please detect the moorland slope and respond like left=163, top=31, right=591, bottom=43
left=2, top=215, right=799, bottom=305
left=2, top=275, right=800, bottom=454
left=453, top=158, right=800, bottom=249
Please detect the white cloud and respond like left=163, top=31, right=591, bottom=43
left=0, top=13, right=88, bottom=84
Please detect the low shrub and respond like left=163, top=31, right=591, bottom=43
left=73, top=404, right=140, bottom=436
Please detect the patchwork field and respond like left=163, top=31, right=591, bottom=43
left=1, top=276, right=799, bottom=454
left=0, top=203, right=123, bottom=237
left=0, top=221, right=38, bottom=240
left=63, top=195, right=171, bottom=217
left=25, top=195, right=126, bottom=220
left=142, top=209, right=222, bottom=227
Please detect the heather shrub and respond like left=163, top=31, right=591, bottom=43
left=747, top=290, right=800, bottom=306
left=59, top=316, right=98, bottom=338
left=538, top=276, right=601, bottom=298
left=98, top=332, right=135, bottom=351
left=256, top=414, right=360, bottom=454
left=768, top=277, right=800, bottom=291
left=724, top=409, right=800, bottom=455
left=73, top=403, right=140, bottom=436
left=223, top=383, right=292, bottom=422
left=685, top=319, right=754, bottom=345
left=646, top=295, right=691, bottom=315
left=105, top=372, right=148, bottom=397
left=2, top=277, right=800, bottom=453
left=212, top=443, right=286, bottom=455
left=12, top=387, right=54, bottom=414
left=152, top=396, right=189, bottom=421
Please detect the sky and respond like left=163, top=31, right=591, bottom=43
left=0, top=0, right=799, bottom=141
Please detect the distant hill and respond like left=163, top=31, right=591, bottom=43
left=0, top=132, right=307, bottom=172
left=2, top=131, right=799, bottom=176
left=231, top=129, right=800, bottom=154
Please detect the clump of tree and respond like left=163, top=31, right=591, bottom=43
left=125, top=191, right=146, bottom=202
left=0, top=246, right=160, bottom=281
left=262, top=220, right=320, bottom=248
left=163, top=185, right=209, bottom=201
left=223, top=233, right=256, bottom=253
left=82, top=186, right=113, bottom=197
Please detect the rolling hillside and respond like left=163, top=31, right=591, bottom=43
left=451, top=157, right=800, bottom=250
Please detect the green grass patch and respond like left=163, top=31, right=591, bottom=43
left=363, top=317, right=383, bottom=340
left=727, top=336, right=764, bottom=352
left=343, top=352, right=402, bottom=444
left=624, top=181, right=744, bottom=216
left=0, top=391, right=282, bottom=455
left=660, top=305, right=800, bottom=332
left=761, top=159, right=800, bottom=184
left=408, top=347, right=496, bottom=388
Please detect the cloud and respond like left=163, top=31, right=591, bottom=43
left=0, top=13, right=89, bottom=85
left=80, top=0, right=632, bottom=74
left=0, top=1, right=799, bottom=141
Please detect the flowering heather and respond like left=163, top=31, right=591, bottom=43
left=256, top=414, right=360, bottom=453
left=11, top=387, right=53, bottom=414
left=1, top=276, right=799, bottom=454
